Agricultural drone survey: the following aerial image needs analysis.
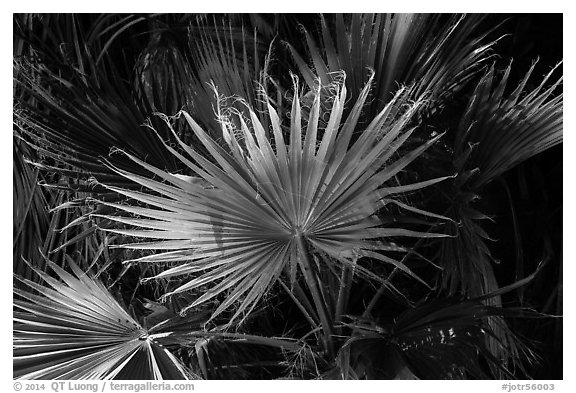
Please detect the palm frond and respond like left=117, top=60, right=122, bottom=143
left=434, top=60, right=562, bottom=370
left=95, top=74, right=449, bottom=327
left=184, top=16, right=277, bottom=135
left=455, top=60, right=563, bottom=189
left=288, top=14, right=496, bottom=117
left=13, top=13, right=187, bottom=197
left=14, top=59, right=181, bottom=192
left=14, top=259, right=194, bottom=380
left=13, top=140, right=50, bottom=280
left=437, top=57, right=562, bottom=331
left=336, top=297, right=536, bottom=379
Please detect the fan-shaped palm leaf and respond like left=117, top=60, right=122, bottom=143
left=455, top=60, right=562, bottom=189
left=13, top=259, right=194, bottom=380
left=95, top=74, right=450, bottom=331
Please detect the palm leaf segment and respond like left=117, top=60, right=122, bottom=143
left=338, top=298, right=534, bottom=379
left=438, top=61, right=562, bottom=373
left=455, top=60, right=563, bottom=190
left=98, top=74, right=449, bottom=323
left=441, top=60, right=563, bottom=296
left=14, top=260, right=191, bottom=380
left=289, top=14, right=496, bottom=116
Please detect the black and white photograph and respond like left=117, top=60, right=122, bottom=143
left=11, top=9, right=564, bottom=383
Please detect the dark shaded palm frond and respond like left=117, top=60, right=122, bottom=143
left=13, top=13, right=188, bottom=196
left=14, top=259, right=196, bottom=380
left=288, top=13, right=496, bottom=118
left=455, top=60, right=562, bottom=189
left=15, top=13, right=279, bottom=196
left=95, top=74, right=449, bottom=328
left=13, top=140, right=51, bottom=280
left=134, top=28, right=193, bottom=119
left=334, top=298, right=536, bottom=379
left=14, top=14, right=145, bottom=74
left=14, top=57, right=182, bottom=194
left=133, top=14, right=250, bottom=124
left=392, top=299, right=537, bottom=379
left=433, top=60, right=562, bottom=370
left=180, top=332, right=304, bottom=379
left=439, top=196, right=496, bottom=296
left=329, top=328, right=413, bottom=379
left=13, top=14, right=96, bottom=277
left=13, top=137, right=108, bottom=281
left=183, top=16, right=278, bottom=136
left=437, top=203, right=538, bottom=378
left=13, top=14, right=206, bottom=278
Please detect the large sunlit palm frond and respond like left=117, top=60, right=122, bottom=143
left=14, top=260, right=194, bottom=380
left=95, top=74, right=449, bottom=325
